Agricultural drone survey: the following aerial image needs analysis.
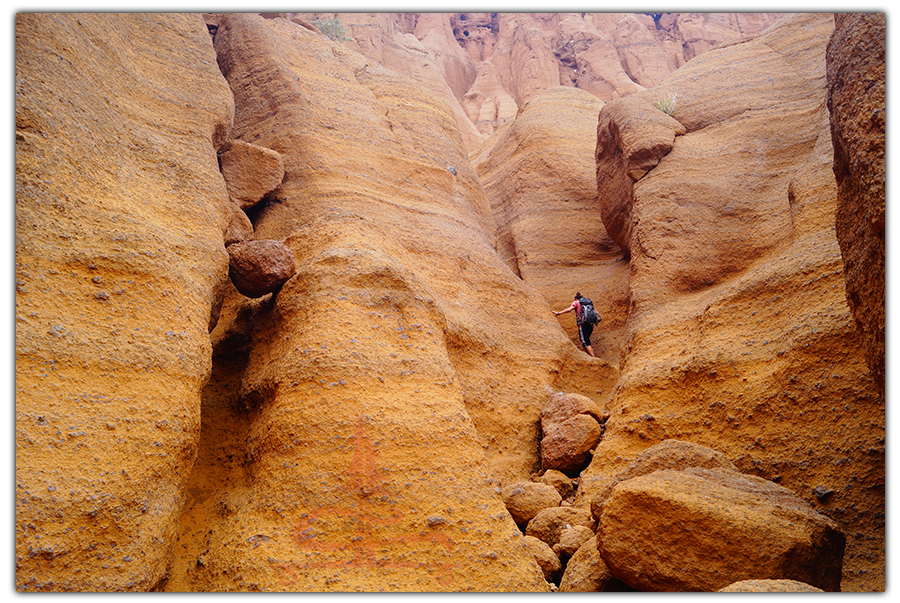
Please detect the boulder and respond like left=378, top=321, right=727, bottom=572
left=526, top=506, right=595, bottom=549
left=539, top=469, right=575, bottom=500
left=597, top=467, right=845, bottom=592
left=590, top=439, right=739, bottom=518
left=541, top=392, right=604, bottom=433
left=540, top=414, right=602, bottom=476
left=540, top=392, right=605, bottom=476
left=218, top=139, right=285, bottom=210
left=227, top=239, right=296, bottom=298
left=222, top=201, right=254, bottom=247
left=558, top=535, right=627, bottom=592
left=502, top=481, right=562, bottom=528
left=719, top=579, right=824, bottom=592
left=552, top=524, right=594, bottom=560
left=522, top=535, right=562, bottom=584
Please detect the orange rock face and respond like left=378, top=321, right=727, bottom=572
left=826, top=13, right=886, bottom=399
left=15, top=11, right=884, bottom=594
left=15, top=13, right=235, bottom=591
left=583, top=13, right=884, bottom=591
left=159, top=13, right=610, bottom=592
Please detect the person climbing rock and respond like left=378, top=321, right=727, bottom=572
left=553, top=292, right=599, bottom=357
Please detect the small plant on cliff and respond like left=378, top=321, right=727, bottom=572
left=655, top=91, right=678, bottom=116
left=312, top=17, right=354, bottom=42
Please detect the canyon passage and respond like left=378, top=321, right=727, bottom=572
left=15, top=12, right=885, bottom=592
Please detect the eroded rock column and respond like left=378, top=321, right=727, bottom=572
left=826, top=12, right=886, bottom=399
left=584, top=13, right=883, bottom=591
left=15, top=13, right=234, bottom=591
left=166, top=13, right=610, bottom=591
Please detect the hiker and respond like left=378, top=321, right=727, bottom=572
left=553, top=292, right=599, bottom=357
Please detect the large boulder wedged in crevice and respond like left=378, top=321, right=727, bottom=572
left=227, top=239, right=295, bottom=298
left=218, top=139, right=285, bottom=210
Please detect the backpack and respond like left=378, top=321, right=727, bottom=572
left=578, top=297, right=600, bottom=326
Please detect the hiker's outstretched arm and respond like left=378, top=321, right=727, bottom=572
left=553, top=303, right=576, bottom=316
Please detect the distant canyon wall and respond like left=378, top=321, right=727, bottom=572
left=287, top=12, right=783, bottom=147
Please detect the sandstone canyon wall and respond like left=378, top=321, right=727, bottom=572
left=164, top=13, right=612, bottom=591
left=470, top=86, right=630, bottom=367
left=294, top=12, right=783, bottom=146
left=16, top=13, right=235, bottom=591
left=826, top=13, right=886, bottom=400
left=15, top=11, right=884, bottom=593
left=582, top=13, right=884, bottom=591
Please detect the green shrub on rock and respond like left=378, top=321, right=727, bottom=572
left=312, top=17, right=353, bottom=42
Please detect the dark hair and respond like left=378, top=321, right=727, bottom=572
left=574, top=292, right=581, bottom=299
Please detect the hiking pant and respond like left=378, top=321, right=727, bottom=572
left=579, top=322, right=594, bottom=348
